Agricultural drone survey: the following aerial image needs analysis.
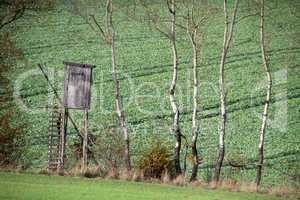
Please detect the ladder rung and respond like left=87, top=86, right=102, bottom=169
left=49, top=126, right=61, bottom=129
left=48, top=105, right=64, bottom=169
left=50, top=145, right=60, bottom=148
left=49, top=147, right=60, bottom=150
left=49, top=162, right=60, bottom=165
left=48, top=130, right=61, bottom=133
left=49, top=131, right=61, bottom=133
left=48, top=166, right=59, bottom=169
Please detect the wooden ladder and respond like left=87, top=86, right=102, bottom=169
left=47, top=105, right=63, bottom=172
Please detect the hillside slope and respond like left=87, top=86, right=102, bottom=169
left=1, top=0, right=299, bottom=186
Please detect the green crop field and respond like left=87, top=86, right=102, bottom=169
left=0, top=172, right=293, bottom=200
left=1, top=0, right=299, bottom=189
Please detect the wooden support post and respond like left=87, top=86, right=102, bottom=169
left=59, top=108, right=68, bottom=173
left=47, top=112, right=54, bottom=173
left=81, top=109, right=89, bottom=174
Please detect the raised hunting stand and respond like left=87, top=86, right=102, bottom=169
left=63, top=61, right=94, bottom=174
left=38, top=62, right=94, bottom=174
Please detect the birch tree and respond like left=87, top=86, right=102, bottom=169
left=187, top=10, right=200, bottom=182
left=181, top=0, right=215, bottom=182
left=168, top=0, right=182, bottom=176
left=256, top=0, right=272, bottom=188
left=214, top=0, right=239, bottom=183
left=139, top=0, right=182, bottom=175
left=76, top=0, right=132, bottom=171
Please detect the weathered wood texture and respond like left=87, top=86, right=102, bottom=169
left=58, top=108, right=68, bottom=172
left=63, top=62, right=94, bottom=110
left=38, top=63, right=81, bottom=134
left=47, top=104, right=62, bottom=172
left=81, top=109, right=89, bottom=174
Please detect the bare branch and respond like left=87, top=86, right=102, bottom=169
left=138, top=0, right=170, bottom=39
left=89, top=14, right=108, bottom=43
left=225, top=0, right=239, bottom=50
left=236, top=12, right=259, bottom=24
left=175, top=22, right=187, bottom=30
left=0, top=2, right=25, bottom=30
left=154, top=25, right=171, bottom=39
left=167, top=0, right=175, bottom=15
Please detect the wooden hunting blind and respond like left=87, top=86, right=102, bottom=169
left=40, top=62, right=95, bottom=173
left=63, top=61, right=94, bottom=110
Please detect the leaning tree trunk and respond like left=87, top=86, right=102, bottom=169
left=189, top=29, right=199, bottom=182
left=169, top=0, right=182, bottom=176
left=214, top=0, right=239, bottom=183
left=107, top=0, right=131, bottom=171
left=256, top=0, right=272, bottom=188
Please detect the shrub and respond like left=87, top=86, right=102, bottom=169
left=0, top=33, right=25, bottom=168
left=69, top=131, right=96, bottom=163
left=138, top=142, right=176, bottom=179
left=91, top=125, right=125, bottom=172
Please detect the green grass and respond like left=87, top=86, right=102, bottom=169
left=1, top=0, right=299, bottom=187
left=0, top=172, right=291, bottom=200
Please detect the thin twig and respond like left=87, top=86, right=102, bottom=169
left=0, top=3, right=25, bottom=29
left=89, top=14, right=108, bottom=42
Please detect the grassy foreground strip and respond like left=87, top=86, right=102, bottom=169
left=0, top=172, right=290, bottom=200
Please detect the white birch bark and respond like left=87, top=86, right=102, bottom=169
left=106, top=0, right=131, bottom=171
left=168, top=0, right=182, bottom=175
left=214, top=0, right=239, bottom=182
left=189, top=28, right=199, bottom=181
left=256, top=0, right=272, bottom=188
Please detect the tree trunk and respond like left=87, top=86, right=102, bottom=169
left=182, top=136, right=188, bottom=173
left=256, top=0, right=272, bottom=188
left=169, top=0, right=181, bottom=176
left=214, top=0, right=239, bottom=183
left=107, top=0, right=131, bottom=171
left=189, top=29, right=199, bottom=182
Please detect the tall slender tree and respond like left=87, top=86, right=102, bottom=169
left=214, top=0, right=239, bottom=183
left=188, top=16, right=199, bottom=182
left=183, top=0, right=206, bottom=182
left=140, top=0, right=182, bottom=175
left=88, top=0, right=131, bottom=171
left=168, top=0, right=182, bottom=175
left=175, top=0, right=217, bottom=181
left=256, top=0, right=272, bottom=188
